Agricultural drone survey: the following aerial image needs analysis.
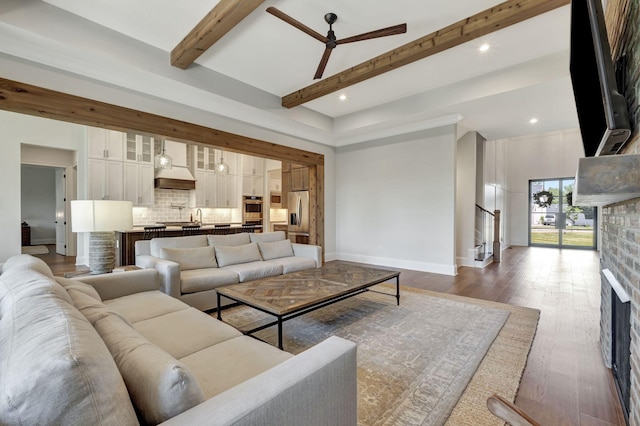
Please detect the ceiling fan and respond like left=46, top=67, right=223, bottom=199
left=266, top=7, right=407, bottom=80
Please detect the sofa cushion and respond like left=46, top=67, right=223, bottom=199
left=179, top=335, right=293, bottom=399
left=180, top=268, right=239, bottom=294
left=207, top=232, right=251, bottom=247
left=258, top=239, right=295, bottom=260
left=215, top=243, right=262, bottom=267
left=104, top=290, right=189, bottom=323
left=150, top=235, right=207, bottom=258
left=133, top=307, right=242, bottom=359
left=1, top=254, right=53, bottom=277
left=223, top=261, right=283, bottom=283
left=249, top=231, right=286, bottom=244
left=95, top=313, right=205, bottom=425
left=0, top=273, right=138, bottom=425
left=161, top=246, right=218, bottom=270
left=265, top=256, right=318, bottom=274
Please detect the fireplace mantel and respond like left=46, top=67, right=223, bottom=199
left=574, top=154, right=640, bottom=206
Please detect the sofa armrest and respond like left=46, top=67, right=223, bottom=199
left=160, top=336, right=357, bottom=426
left=72, top=269, right=160, bottom=301
left=135, top=255, right=182, bottom=300
left=292, top=243, right=322, bottom=267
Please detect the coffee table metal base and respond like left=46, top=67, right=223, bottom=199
left=216, top=267, right=400, bottom=350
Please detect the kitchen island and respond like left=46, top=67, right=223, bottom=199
left=115, top=223, right=262, bottom=266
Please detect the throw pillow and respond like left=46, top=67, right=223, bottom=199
left=150, top=235, right=208, bottom=258
left=215, top=243, right=262, bottom=267
left=95, top=314, right=205, bottom=424
left=160, top=246, right=217, bottom=270
left=258, top=239, right=295, bottom=260
left=207, top=232, right=251, bottom=247
left=249, top=231, right=286, bottom=244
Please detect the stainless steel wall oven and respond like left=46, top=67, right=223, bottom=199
left=242, top=196, right=263, bottom=226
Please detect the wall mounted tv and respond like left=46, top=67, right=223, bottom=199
left=570, top=0, right=631, bottom=157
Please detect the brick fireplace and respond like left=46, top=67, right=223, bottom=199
left=599, top=0, right=640, bottom=424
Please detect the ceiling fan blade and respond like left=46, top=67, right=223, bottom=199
left=266, top=7, right=328, bottom=43
left=336, top=23, right=407, bottom=45
left=314, top=48, right=333, bottom=80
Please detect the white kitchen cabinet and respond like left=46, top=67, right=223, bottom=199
left=242, top=155, right=264, bottom=196
left=88, top=158, right=123, bottom=200
left=124, top=163, right=154, bottom=206
left=216, top=174, right=238, bottom=208
left=193, top=146, right=217, bottom=172
left=269, top=178, right=282, bottom=192
left=193, top=170, right=217, bottom=207
left=242, top=175, right=264, bottom=197
left=87, top=127, right=124, bottom=160
left=242, top=155, right=264, bottom=177
left=124, top=133, right=155, bottom=165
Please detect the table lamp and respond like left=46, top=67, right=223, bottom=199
left=71, top=200, right=133, bottom=274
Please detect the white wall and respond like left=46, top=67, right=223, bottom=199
left=484, top=138, right=509, bottom=247
left=336, top=125, right=458, bottom=275
left=496, top=129, right=584, bottom=246
left=0, top=111, right=87, bottom=262
left=456, top=131, right=478, bottom=267
left=21, top=165, right=56, bottom=244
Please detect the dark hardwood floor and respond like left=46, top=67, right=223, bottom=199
left=37, top=244, right=624, bottom=425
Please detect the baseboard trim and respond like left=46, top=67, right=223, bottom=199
left=336, top=252, right=457, bottom=276
left=31, top=238, right=56, bottom=245
left=324, top=251, right=338, bottom=262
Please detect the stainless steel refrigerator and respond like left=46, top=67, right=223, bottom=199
left=288, top=190, right=309, bottom=242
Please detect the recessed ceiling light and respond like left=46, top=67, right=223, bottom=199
left=529, top=118, right=539, bottom=124
left=339, top=94, right=347, bottom=101
left=479, top=43, right=490, bottom=52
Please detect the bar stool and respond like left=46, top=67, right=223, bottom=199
left=241, top=224, right=256, bottom=233
left=213, top=224, right=231, bottom=235
left=182, top=225, right=201, bottom=236
left=143, top=225, right=166, bottom=240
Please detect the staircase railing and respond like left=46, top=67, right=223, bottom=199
left=475, top=205, right=501, bottom=263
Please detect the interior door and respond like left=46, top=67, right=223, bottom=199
left=55, top=168, right=66, bottom=255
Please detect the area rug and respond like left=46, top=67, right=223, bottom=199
left=21, top=245, right=49, bottom=255
left=219, top=284, right=539, bottom=425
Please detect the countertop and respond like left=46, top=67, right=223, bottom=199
left=117, top=223, right=262, bottom=233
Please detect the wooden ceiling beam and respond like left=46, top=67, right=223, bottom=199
left=171, top=0, right=265, bottom=70
left=282, top=0, right=570, bottom=108
left=0, top=78, right=323, bottom=166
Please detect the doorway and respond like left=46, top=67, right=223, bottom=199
left=529, top=178, right=596, bottom=249
left=21, top=144, right=78, bottom=256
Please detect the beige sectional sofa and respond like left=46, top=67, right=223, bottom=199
left=0, top=254, right=357, bottom=425
left=135, top=231, right=322, bottom=311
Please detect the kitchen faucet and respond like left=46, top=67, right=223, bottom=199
left=196, top=208, right=202, bottom=225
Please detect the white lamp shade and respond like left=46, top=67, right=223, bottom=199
left=71, top=200, right=133, bottom=232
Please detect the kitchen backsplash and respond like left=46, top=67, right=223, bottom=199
left=270, top=208, right=288, bottom=222
left=132, top=188, right=241, bottom=225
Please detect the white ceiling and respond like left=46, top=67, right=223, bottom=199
left=1, top=0, right=579, bottom=146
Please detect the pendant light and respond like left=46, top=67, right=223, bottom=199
left=214, top=151, right=229, bottom=175
left=154, top=139, right=172, bottom=169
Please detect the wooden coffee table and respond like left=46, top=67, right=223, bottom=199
left=216, top=262, right=400, bottom=349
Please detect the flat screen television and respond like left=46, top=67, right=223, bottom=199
left=570, top=0, right=631, bottom=157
